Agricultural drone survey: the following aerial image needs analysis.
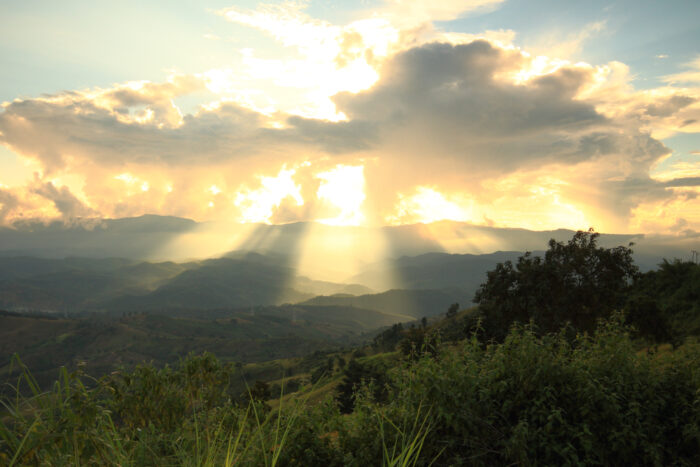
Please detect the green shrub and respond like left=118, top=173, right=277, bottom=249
left=387, top=317, right=700, bottom=466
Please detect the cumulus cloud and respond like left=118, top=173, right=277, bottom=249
left=330, top=41, right=669, bottom=173
left=315, top=40, right=700, bottom=231
left=317, top=41, right=673, bottom=227
left=216, top=1, right=515, bottom=121
left=1, top=24, right=699, bottom=233
left=0, top=95, right=282, bottom=173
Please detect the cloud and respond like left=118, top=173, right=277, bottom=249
left=664, top=177, right=700, bottom=187
left=0, top=89, right=298, bottom=174
left=1, top=31, right=699, bottom=233
left=216, top=1, right=515, bottom=121
left=378, top=0, right=506, bottom=24
left=310, top=40, right=700, bottom=230
left=29, top=177, right=96, bottom=219
left=527, top=20, right=607, bottom=60
left=663, top=56, right=700, bottom=84
left=644, top=95, right=695, bottom=117
left=0, top=181, right=78, bottom=223
left=330, top=41, right=667, bottom=176
left=0, top=188, right=19, bottom=222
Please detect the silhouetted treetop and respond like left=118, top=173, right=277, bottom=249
left=473, top=229, right=638, bottom=339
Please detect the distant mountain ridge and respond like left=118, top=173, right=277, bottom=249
left=348, top=251, right=530, bottom=291
left=0, top=215, right=692, bottom=272
left=0, top=252, right=473, bottom=316
left=300, top=288, right=473, bottom=320
left=0, top=242, right=689, bottom=316
left=0, top=254, right=372, bottom=313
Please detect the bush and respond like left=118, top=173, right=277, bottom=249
left=387, top=317, right=700, bottom=466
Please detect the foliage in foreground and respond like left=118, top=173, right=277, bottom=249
left=1, top=318, right=699, bottom=466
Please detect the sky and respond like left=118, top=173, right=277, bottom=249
left=1, top=0, right=699, bottom=235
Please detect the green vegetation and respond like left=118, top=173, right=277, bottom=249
left=0, top=302, right=419, bottom=395
left=625, top=258, right=700, bottom=345
left=1, top=231, right=699, bottom=464
left=1, top=318, right=698, bottom=465
left=473, top=229, right=638, bottom=340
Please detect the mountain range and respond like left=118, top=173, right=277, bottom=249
left=2, top=215, right=694, bottom=271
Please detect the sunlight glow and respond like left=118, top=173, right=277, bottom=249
left=234, top=167, right=303, bottom=224
left=483, top=176, right=590, bottom=231
left=295, top=222, right=400, bottom=287
left=315, top=165, right=366, bottom=226
left=501, top=53, right=576, bottom=85
left=114, top=173, right=152, bottom=194
left=114, top=173, right=137, bottom=184
left=152, top=221, right=261, bottom=262
left=629, top=187, right=700, bottom=234
left=387, top=187, right=473, bottom=224
left=217, top=4, right=392, bottom=120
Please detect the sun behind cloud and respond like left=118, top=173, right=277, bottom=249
left=316, top=164, right=366, bottom=226
left=234, top=167, right=304, bottom=224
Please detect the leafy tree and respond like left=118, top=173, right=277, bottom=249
left=626, top=259, right=700, bottom=345
left=473, top=229, right=638, bottom=340
left=624, top=295, right=671, bottom=345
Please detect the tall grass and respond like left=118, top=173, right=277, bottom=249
left=0, top=353, right=431, bottom=466
left=378, top=402, right=439, bottom=467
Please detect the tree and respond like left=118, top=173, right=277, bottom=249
left=625, top=259, right=700, bottom=346
left=473, top=229, right=638, bottom=340
left=372, top=323, right=404, bottom=352
left=446, top=302, right=459, bottom=318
